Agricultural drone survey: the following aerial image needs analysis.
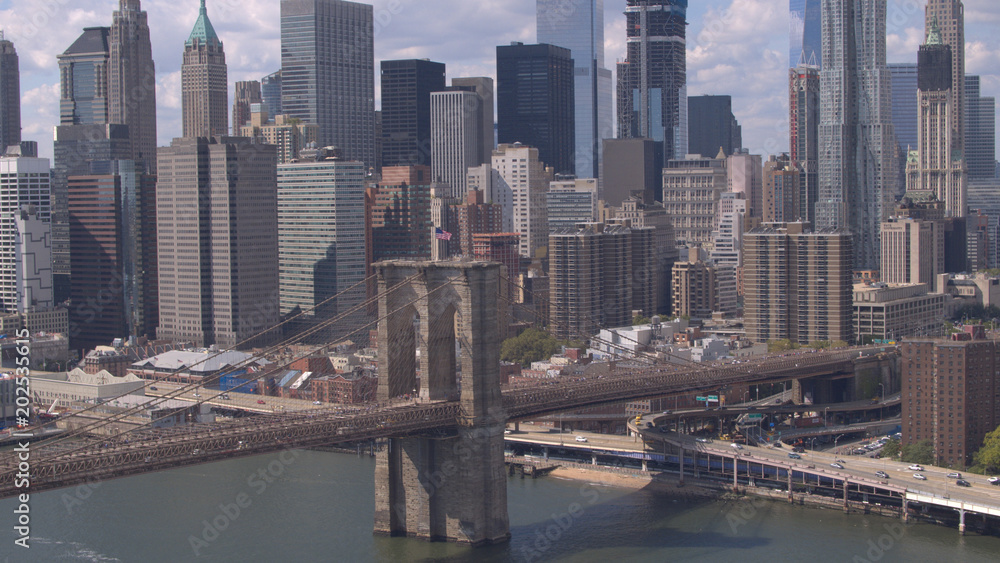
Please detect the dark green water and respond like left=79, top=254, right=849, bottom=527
left=2, top=449, right=999, bottom=562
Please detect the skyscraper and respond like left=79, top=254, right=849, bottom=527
left=430, top=89, right=485, bottom=198
left=109, top=0, right=157, bottom=172
left=58, top=27, right=111, bottom=126
left=451, top=77, right=495, bottom=164
left=966, top=75, right=996, bottom=181
left=380, top=59, right=445, bottom=168
left=496, top=43, right=575, bottom=175
left=925, top=0, right=965, bottom=155
left=68, top=160, right=157, bottom=350
left=616, top=0, right=688, bottom=163
left=491, top=144, right=553, bottom=258
left=261, top=70, right=282, bottom=118
left=277, top=148, right=366, bottom=342
left=790, top=65, right=820, bottom=223
left=888, top=64, right=919, bottom=153
left=156, top=137, right=279, bottom=349
left=536, top=0, right=613, bottom=178
left=232, top=80, right=262, bottom=135
left=280, top=0, right=376, bottom=169
left=182, top=0, right=228, bottom=138
left=0, top=31, right=21, bottom=151
left=688, top=95, right=741, bottom=158
left=662, top=152, right=729, bottom=246
left=744, top=222, right=853, bottom=345
left=789, top=0, right=822, bottom=67
left=816, top=0, right=895, bottom=271
left=905, top=23, right=966, bottom=218
left=0, top=153, right=50, bottom=313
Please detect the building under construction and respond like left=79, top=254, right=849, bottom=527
left=616, top=0, right=688, bottom=163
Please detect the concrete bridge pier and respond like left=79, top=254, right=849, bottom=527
left=959, top=509, right=966, bottom=535
left=373, top=261, right=509, bottom=546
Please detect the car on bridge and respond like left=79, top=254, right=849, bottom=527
left=695, top=437, right=709, bottom=443
left=875, top=471, right=889, bottom=479
left=947, top=472, right=962, bottom=479
left=731, top=443, right=743, bottom=450
left=956, top=479, right=971, bottom=487
left=913, top=473, right=927, bottom=480
left=830, top=463, right=844, bottom=469
left=788, top=453, right=801, bottom=459
left=257, top=399, right=266, bottom=404
left=908, top=464, right=924, bottom=471
left=575, top=436, right=588, bottom=443
left=989, top=477, right=1000, bottom=485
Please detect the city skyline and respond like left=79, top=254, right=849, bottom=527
left=0, top=0, right=994, bottom=164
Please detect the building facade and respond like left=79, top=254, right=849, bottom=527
left=156, top=137, right=279, bottom=349
left=430, top=89, right=484, bottom=197
left=853, top=283, right=945, bottom=343
left=816, top=0, right=895, bottom=271
left=616, top=0, right=688, bottom=163
left=490, top=144, right=553, bottom=258
left=280, top=0, right=375, bottom=168
left=744, top=222, right=853, bottom=345
left=662, top=153, right=728, bottom=246
left=790, top=0, right=822, bottom=67
left=277, top=149, right=366, bottom=342
left=109, top=0, right=158, bottom=171
left=182, top=0, right=228, bottom=138
left=380, top=59, right=446, bottom=169
left=687, top=95, right=741, bottom=159
left=902, top=338, right=1000, bottom=467
left=0, top=154, right=51, bottom=314
left=496, top=42, right=575, bottom=175
left=547, top=177, right=598, bottom=232
left=790, top=65, right=820, bottom=223
left=536, top=0, right=612, bottom=178
left=232, top=80, right=261, bottom=135
left=966, top=76, right=996, bottom=181
left=0, top=32, right=18, bottom=152
left=763, top=155, right=800, bottom=223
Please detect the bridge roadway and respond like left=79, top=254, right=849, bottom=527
left=0, top=347, right=868, bottom=498
left=632, top=415, right=1000, bottom=524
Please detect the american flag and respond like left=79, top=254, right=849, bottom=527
left=435, top=227, right=452, bottom=241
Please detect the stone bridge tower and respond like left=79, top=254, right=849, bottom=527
left=373, top=260, right=509, bottom=545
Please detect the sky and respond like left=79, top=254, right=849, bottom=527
left=1, top=0, right=998, bottom=164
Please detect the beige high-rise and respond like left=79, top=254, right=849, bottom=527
left=744, top=222, right=853, bottom=345
left=182, top=0, right=228, bottom=138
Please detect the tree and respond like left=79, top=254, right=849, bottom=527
left=900, top=440, right=935, bottom=465
left=971, top=425, right=1000, bottom=475
left=767, top=339, right=797, bottom=353
left=830, top=340, right=849, bottom=349
left=632, top=315, right=651, bottom=326
left=880, top=438, right=901, bottom=459
left=500, top=328, right=563, bottom=366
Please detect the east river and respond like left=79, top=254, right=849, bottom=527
left=3, top=449, right=1000, bottom=562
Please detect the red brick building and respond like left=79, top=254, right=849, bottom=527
left=902, top=338, right=1000, bottom=467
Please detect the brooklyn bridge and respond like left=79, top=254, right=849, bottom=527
left=1, top=260, right=877, bottom=545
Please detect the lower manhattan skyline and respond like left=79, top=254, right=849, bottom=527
left=0, top=0, right=994, bottom=162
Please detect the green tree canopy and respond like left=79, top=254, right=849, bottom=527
left=900, top=440, right=935, bottom=465
left=632, top=315, right=651, bottom=326
left=880, top=438, right=900, bottom=459
left=971, top=425, right=1000, bottom=475
left=767, top=339, right=797, bottom=353
left=500, top=328, right=564, bottom=366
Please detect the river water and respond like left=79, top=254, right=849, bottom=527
left=2, top=449, right=999, bottom=562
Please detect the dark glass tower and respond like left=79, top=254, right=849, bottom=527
left=280, top=0, right=376, bottom=169
left=616, top=0, right=688, bottom=163
left=496, top=42, right=575, bottom=175
left=790, top=0, right=822, bottom=67
left=790, top=66, right=820, bottom=223
left=380, top=59, right=445, bottom=168
left=0, top=32, right=21, bottom=151
left=687, top=95, right=741, bottom=158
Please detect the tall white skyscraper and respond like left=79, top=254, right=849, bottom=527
left=816, top=0, right=895, bottom=270
left=537, top=0, right=613, bottom=179
left=491, top=144, right=552, bottom=259
left=0, top=154, right=51, bottom=313
left=431, top=89, right=485, bottom=198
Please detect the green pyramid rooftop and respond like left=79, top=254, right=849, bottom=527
left=186, top=0, right=220, bottom=47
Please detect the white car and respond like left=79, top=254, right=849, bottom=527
left=731, top=443, right=743, bottom=450
left=575, top=436, right=588, bottom=443
left=913, top=473, right=927, bottom=480
left=947, top=472, right=962, bottom=479
left=908, top=464, right=924, bottom=471
left=504, top=429, right=511, bottom=435
left=988, top=477, right=999, bottom=484
left=313, top=401, right=322, bottom=405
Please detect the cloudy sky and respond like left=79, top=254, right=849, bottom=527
left=2, top=0, right=998, bottom=163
